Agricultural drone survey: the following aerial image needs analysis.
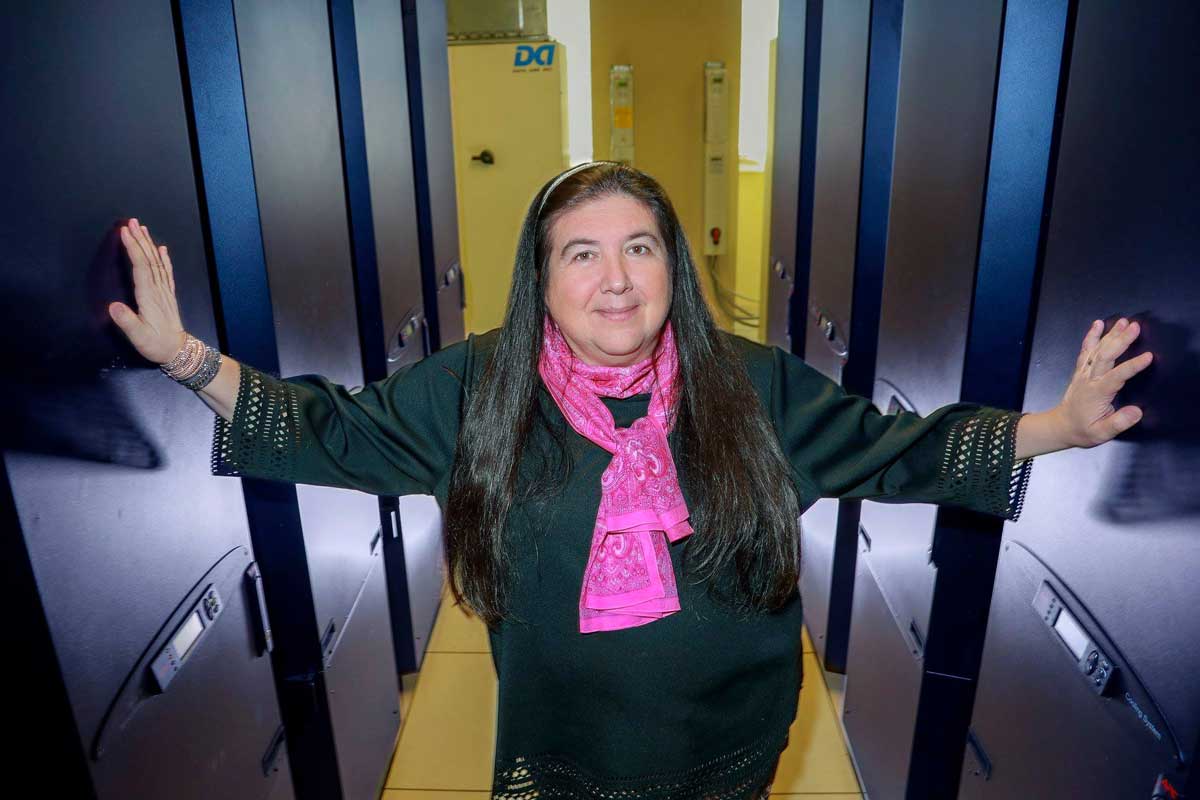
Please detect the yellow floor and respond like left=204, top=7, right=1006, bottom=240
left=383, top=593, right=863, bottom=799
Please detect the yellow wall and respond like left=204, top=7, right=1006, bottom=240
left=734, top=164, right=765, bottom=341
left=589, top=0, right=742, bottom=330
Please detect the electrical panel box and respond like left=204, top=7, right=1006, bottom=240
left=703, top=61, right=729, bottom=255
left=446, top=0, right=549, bottom=42
left=610, top=64, right=634, bottom=165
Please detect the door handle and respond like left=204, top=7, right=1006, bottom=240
left=471, top=149, right=495, bottom=165
left=809, top=305, right=849, bottom=360
left=245, top=562, right=274, bottom=656
left=442, top=260, right=466, bottom=311
left=388, top=307, right=426, bottom=364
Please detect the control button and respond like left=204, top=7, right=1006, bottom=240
left=202, top=592, right=221, bottom=620
left=1085, top=651, right=1100, bottom=674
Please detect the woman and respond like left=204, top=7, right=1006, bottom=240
left=110, top=162, right=1152, bottom=799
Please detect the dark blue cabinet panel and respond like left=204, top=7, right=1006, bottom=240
left=0, top=2, right=290, bottom=798
left=963, top=2, right=1200, bottom=796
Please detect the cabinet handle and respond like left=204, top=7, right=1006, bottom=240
left=245, top=562, right=274, bottom=656
left=809, top=305, right=849, bottom=360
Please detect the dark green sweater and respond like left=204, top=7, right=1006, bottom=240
left=212, top=330, right=1031, bottom=799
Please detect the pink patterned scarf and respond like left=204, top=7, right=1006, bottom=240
left=538, top=318, right=694, bottom=633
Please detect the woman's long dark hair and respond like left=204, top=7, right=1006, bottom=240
left=444, top=163, right=801, bottom=626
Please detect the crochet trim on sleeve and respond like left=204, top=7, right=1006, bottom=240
left=211, top=365, right=302, bottom=480
left=938, top=409, right=1033, bottom=522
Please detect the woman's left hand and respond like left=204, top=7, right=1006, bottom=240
left=1018, top=318, right=1153, bottom=460
left=1049, top=317, right=1155, bottom=449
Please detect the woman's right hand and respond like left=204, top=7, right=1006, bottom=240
left=109, top=218, right=187, bottom=364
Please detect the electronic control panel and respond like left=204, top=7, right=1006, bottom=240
left=149, top=584, right=223, bottom=693
left=1033, top=581, right=1117, bottom=696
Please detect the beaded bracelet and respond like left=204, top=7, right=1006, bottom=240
left=160, top=332, right=223, bottom=391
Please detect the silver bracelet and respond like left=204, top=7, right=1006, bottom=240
left=160, top=333, right=203, bottom=377
left=160, top=333, right=223, bottom=391
left=182, top=347, right=222, bottom=391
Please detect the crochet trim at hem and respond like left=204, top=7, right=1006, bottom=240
left=491, top=724, right=788, bottom=800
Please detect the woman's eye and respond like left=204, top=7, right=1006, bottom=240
left=573, top=251, right=596, bottom=262
left=628, top=244, right=650, bottom=256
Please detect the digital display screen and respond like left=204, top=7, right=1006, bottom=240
left=171, top=611, right=205, bottom=660
left=1053, top=608, right=1089, bottom=661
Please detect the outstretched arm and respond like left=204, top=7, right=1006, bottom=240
left=108, top=217, right=470, bottom=497
left=769, top=347, right=1030, bottom=520
left=770, top=316, right=1152, bottom=522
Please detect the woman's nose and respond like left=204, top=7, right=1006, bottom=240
left=600, top=253, right=633, bottom=293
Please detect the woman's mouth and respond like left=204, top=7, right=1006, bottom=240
left=596, top=305, right=639, bottom=321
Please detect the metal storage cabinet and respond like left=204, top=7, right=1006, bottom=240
left=961, top=2, right=1200, bottom=797
left=404, top=0, right=466, bottom=349
left=841, top=1, right=1015, bottom=796
left=336, top=0, right=447, bottom=675
left=348, top=0, right=428, bottom=374
left=763, top=0, right=814, bottom=352
left=797, top=0, right=871, bottom=672
left=799, top=0, right=870, bottom=395
left=225, top=1, right=401, bottom=798
left=0, top=2, right=291, bottom=798
left=798, top=0, right=903, bottom=677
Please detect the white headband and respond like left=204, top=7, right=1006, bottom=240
left=536, top=160, right=622, bottom=217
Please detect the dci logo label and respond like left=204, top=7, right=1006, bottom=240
left=514, top=44, right=555, bottom=70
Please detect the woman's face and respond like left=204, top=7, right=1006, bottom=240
left=544, top=193, right=672, bottom=367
